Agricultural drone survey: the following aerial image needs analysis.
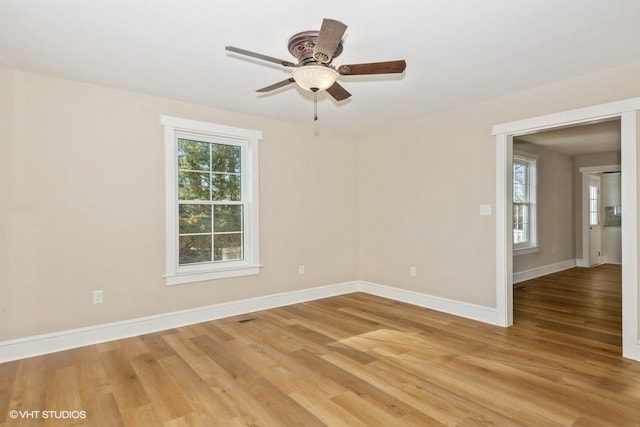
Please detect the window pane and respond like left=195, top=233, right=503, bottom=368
left=514, top=223, right=529, bottom=244
left=513, top=203, right=529, bottom=244
left=179, top=204, right=212, bottom=234
left=513, top=154, right=536, bottom=249
left=179, top=235, right=212, bottom=264
left=214, top=233, right=242, bottom=261
left=589, top=185, right=598, bottom=225
left=514, top=163, right=526, bottom=184
left=212, top=144, right=241, bottom=174
left=178, top=139, right=210, bottom=171
left=211, top=173, right=241, bottom=201
left=214, top=205, right=242, bottom=232
left=513, top=183, right=526, bottom=203
left=513, top=162, right=527, bottom=203
left=178, top=171, right=210, bottom=200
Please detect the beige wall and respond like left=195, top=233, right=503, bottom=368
left=0, top=70, right=358, bottom=340
left=356, top=109, right=497, bottom=306
left=512, top=142, right=574, bottom=273
left=3, top=58, right=640, bottom=342
left=357, top=59, right=640, bottom=309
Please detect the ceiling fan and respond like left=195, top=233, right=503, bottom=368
left=225, top=18, right=406, bottom=120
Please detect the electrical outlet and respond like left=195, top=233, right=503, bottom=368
left=93, top=290, right=104, bottom=304
left=298, top=265, right=305, bottom=275
left=410, top=266, right=417, bottom=277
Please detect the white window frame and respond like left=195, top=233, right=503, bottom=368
left=513, top=151, right=538, bottom=255
left=161, top=116, right=261, bottom=285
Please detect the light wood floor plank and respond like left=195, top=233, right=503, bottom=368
left=3, top=264, right=640, bottom=426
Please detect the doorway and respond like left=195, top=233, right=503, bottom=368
left=493, top=98, right=640, bottom=360
left=580, top=166, right=622, bottom=268
left=510, top=122, right=620, bottom=345
left=589, top=174, right=602, bottom=266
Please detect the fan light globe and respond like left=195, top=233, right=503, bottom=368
left=291, top=65, right=339, bottom=92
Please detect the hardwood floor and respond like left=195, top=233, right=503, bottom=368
left=3, top=264, right=640, bottom=426
left=514, top=263, right=623, bottom=352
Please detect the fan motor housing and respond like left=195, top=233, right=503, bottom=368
left=287, top=31, right=343, bottom=65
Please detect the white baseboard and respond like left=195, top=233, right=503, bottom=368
left=0, top=280, right=499, bottom=362
left=359, top=281, right=498, bottom=325
left=513, top=259, right=577, bottom=284
left=0, top=281, right=359, bottom=363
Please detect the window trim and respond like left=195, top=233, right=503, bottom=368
left=513, top=151, right=538, bottom=255
left=161, top=116, right=261, bottom=285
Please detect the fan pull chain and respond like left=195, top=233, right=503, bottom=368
left=312, top=88, right=318, bottom=121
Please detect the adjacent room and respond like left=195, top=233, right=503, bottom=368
left=2, top=1, right=640, bottom=425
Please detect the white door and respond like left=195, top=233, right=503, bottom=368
left=589, top=175, right=602, bottom=266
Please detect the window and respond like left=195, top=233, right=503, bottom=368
left=513, top=152, right=537, bottom=253
left=589, top=183, right=599, bottom=226
left=161, top=116, right=261, bottom=285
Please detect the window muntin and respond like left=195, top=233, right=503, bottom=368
left=177, top=139, right=244, bottom=265
left=162, top=116, right=261, bottom=285
left=513, top=153, right=537, bottom=252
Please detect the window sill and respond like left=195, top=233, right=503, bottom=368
left=514, top=246, right=539, bottom=256
left=165, top=265, right=261, bottom=285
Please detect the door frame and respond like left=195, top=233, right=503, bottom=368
left=493, top=98, right=640, bottom=360
left=580, top=165, right=621, bottom=267
left=588, top=174, right=603, bottom=266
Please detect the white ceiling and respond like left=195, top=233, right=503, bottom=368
left=515, top=119, right=621, bottom=156
left=1, top=0, right=640, bottom=135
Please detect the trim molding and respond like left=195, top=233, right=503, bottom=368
left=575, top=258, right=588, bottom=268
left=494, top=98, right=640, bottom=361
left=0, top=281, right=497, bottom=362
left=512, top=259, right=577, bottom=284
left=0, top=281, right=359, bottom=363
left=492, top=97, right=640, bottom=135
left=359, top=281, right=497, bottom=325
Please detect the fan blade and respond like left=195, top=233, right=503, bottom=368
left=326, top=82, right=351, bottom=101
left=256, top=78, right=296, bottom=92
left=225, top=46, right=296, bottom=67
left=338, top=60, right=407, bottom=75
left=313, top=18, right=347, bottom=63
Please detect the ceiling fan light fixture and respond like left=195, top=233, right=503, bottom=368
left=291, top=65, right=339, bottom=92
